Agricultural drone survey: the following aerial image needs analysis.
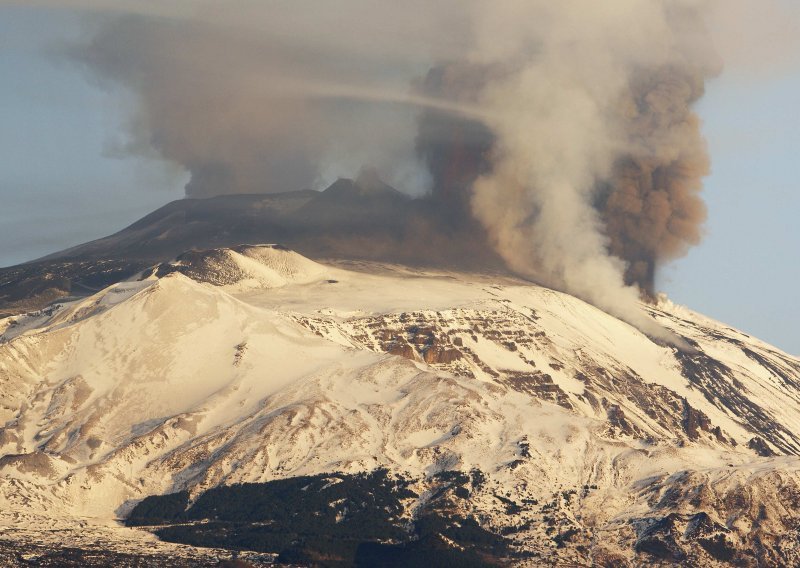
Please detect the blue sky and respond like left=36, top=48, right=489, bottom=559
left=0, top=6, right=797, bottom=354
left=661, top=71, right=800, bottom=355
left=0, top=7, right=184, bottom=266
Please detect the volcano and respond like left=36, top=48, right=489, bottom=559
left=1, top=242, right=799, bottom=566
left=0, top=176, right=502, bottom=320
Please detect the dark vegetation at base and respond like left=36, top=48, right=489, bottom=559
left=0, top=539, right=271, bottom=567
left=127, top=469, right=512, bottom=567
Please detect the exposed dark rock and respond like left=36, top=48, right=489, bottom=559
left=677, top=351, right=800, bottom=454
left=387, top=341, right=419, bottom=361
left=681, top=398, right=713, bottom=441
left=748, top=436, right=776, bottom=457
left=0, top=179, right=505, bottom=317
left=503, top=371, right=572, bottom=409
left=634, top=514, right=687, bottom=562
left=423, top=346, right=463, bottom=365
left=606, top=404, right=643, bottom=437
left=0, top=540, right=261, bottom=567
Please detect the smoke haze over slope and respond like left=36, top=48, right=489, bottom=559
left=27, top=0, right=778, bottom=336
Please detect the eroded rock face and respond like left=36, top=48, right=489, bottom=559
left=292, top=308, right=750, bottom=449
left=748, top=436, right=776, bottom=457
left=0, top=452, right=58, bottom=478
left=279, top=299, right=800, bottom=564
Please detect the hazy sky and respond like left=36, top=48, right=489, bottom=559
left=0, top=5, right=798, bottom=355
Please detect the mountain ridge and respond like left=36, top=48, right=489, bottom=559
left=0, top=179, right=502, bottom=318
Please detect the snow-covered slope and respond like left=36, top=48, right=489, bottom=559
left=1, top=245, right=799, bottom=565
left=153, top=243, right=330, bottom=290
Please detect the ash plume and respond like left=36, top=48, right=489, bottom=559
left=60, top=1, right=731, bottom=341
left=599, top=66, right=711, bottom=295
left=70, top=14, right=347, bottom=197
left=67, top=4, right=467, bottom=197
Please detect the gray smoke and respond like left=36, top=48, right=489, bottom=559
left=70, top=15, right=380, bottom=196
left=67, top=2, right=470, bottom=196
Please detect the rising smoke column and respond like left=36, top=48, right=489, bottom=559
left=412, top=3, right=717, bottom=307
left=599, top=66, right=711, bottom=295
left=455, top=0, right=719, bottom=336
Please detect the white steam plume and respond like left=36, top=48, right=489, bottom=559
left=464, top=0, right=719, bottom=340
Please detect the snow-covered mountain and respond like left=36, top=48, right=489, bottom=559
left=0, top=177, right=498, bottom=320
left=1, top=244, right=799, bottom=566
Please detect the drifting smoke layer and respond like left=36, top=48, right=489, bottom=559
left=69, top=5, right=466, bottom=197
left=67, top=1, right=722, bottom=339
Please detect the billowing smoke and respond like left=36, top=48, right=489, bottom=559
left=62, top=1, right=727, bottom=339
left=600, top=66, right=710, bottom=294
left=450, top=1, right=720, bottom=335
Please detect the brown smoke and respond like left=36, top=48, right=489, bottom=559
left=413, top=63, right=496, bottom=226
left=451, top=0, right=722, bottom=339
left=413, top=60, right=715, bottom=301
left=599, top=66, right=712, bottom=295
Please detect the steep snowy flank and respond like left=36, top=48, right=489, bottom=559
left=0, top=246, right=799, bottom=566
